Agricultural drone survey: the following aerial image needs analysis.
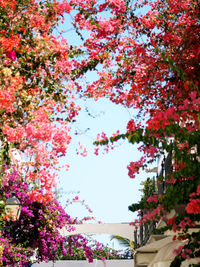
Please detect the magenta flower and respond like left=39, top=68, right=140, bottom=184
left=6, top=50, right=16, bottom=61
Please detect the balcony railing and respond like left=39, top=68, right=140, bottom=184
left=134, top=221, right=156, bottom=249
left=134, top=153, right=173, bottom=248
left=157, top=152, right=173, bottom=195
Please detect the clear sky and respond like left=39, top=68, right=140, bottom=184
left=58, top=98, right=149, bottom=224
left=57, top=98, right=150, bottom=248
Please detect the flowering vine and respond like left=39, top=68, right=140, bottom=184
left=0, top=0, right=104, bottom=265
left=69, top=0, right=200, bottom=265
left=1, top=0, right=200, bottom=265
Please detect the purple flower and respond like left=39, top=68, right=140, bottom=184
left=21, top=207, right=34, bottom=217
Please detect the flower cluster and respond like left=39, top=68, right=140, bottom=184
left=70, top=0, right=200, bottom=263
left=0, top=167, right=102, bottom=265
left=1, top=0, right=200, bottom=265
left=127, top=157, right=146, bottom=179
left=0, top=0, right=107, bottom=265
left=186, top=185, right=200, bottom=214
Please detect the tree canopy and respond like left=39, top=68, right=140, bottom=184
left=69, top=0, right=200, bottom=264
left=0, top=0, right=199, bottom=266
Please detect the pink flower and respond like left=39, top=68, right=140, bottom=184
left=6, top=50, right=16, bottom=61
left=127, top=157, right=145, bottom=178
left=127, top=119, right=136, bottom=132
left=186, top=198, right=200, bottom=214
left=173, top=245, right=183, bottom=255
left=147, top=194, right=158, bottom=203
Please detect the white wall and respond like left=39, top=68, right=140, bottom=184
left=33, top=260, right=134, bottom=267
left=59, top=223, right=135, bottom=240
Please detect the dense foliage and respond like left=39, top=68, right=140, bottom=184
left=0, top=0, right=97, bottom=265
left=56, top=238, right=123, bottom=261
left=0, top=0, right=199, bottom=266
left=68, top=0, right=200, bottom=265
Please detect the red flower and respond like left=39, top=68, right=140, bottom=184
left=127, top=119, right=136, bottom=132
left=186, top=199, right=200, bottom=214
left=167, top=216, right=175, bottom=225
left=6, top=50, right=16, bottom=61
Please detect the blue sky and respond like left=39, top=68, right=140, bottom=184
left=57, top=98, right=150, bottom=248
left=58, top=98, right=149, bottom=224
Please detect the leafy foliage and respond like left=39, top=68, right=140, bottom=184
left=69, top=0, right=200, bottom=265
left=56, top=239, right=123, bottom=261
left=0, top=0, right=200, bottom=265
